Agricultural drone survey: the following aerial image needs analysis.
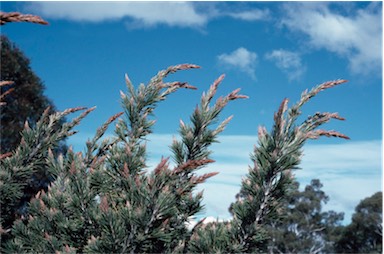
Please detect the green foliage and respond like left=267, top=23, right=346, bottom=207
left=216, top=80, right=350, bottom=252
left=335, top=192, right=382, bottom=253
left=0, top=106, right=93, bottom=239
left=0, top=36, right=67, bottom=227
left=1, top=61, right=353, bottom=253
left=1, top=65, right=245, bottom=253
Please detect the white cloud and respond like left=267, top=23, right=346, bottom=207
left=281, top=2, right=382, bottom=75
left=25, top=2, right=207, bottom=28
left=24, top=2, right=270, bottom=29
left=301, top=140, right=382, bottom=172
left=217, top=47, right=258, bottom=79
left=265, top=49, right=305, bottom=81
left=227, top=9, right=270, bottom=21
left=68, top=132, right=382, bottom=224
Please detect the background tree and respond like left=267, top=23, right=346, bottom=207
left=0, top=35, right=64, bottom=154
left=1, top=23, right=66, bottom=233
left=265, top=179, right=344, bottom=254
left=335, top=191, right=382, bottom=253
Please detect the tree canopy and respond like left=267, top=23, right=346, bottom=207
left=265, top=179, right=344, bottom=254
left=335, top=191, right=382, bottom=253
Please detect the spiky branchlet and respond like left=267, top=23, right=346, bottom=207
left=171, top=74, right=248, bottom=165
left=86, top=72, right=246, bottom=253
left=109, top=64, right=199, bottom=176
left=85, top=65, right=201, bottom=253
left=0, top=106, right=94, bottom=237
left=0, top=11, right=48, bottom=25
left=162, top=75, right=248, bottom=251
left=188, top=80, right=349, bottom=253
left=7, top=112, right=132, bottom=254
left=169, top=76, right=248, bottom=232
left=230, top=79, right=349, bottom=251
left=4, top=148, right=97, bottom=254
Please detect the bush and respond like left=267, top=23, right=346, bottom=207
left=0, top=63, right=349, bottom=253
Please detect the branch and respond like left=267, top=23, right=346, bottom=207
left=0, top=11, right=48, bottom=25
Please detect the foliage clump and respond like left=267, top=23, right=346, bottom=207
left=1, top=58, right=353, bottom=252
left=335, top=192, right=382, bottom=253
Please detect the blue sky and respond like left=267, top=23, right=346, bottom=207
left=1, top=1, right=382, bottom=224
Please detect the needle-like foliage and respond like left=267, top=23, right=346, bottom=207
left=187, top=79, right=349, bottom=253
left=1, top=65, right=349, bottom=253
left=0, top=106, right=94, bottom=240
left=1, top=65, right=247, bottom=253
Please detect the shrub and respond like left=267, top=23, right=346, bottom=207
left=0, top=63, right=348, bottom=253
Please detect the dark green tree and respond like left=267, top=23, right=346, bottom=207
left=265, top=179, right=344, bottom=254
left=1, top=35, right=64, bottom=154
left=0, top=35, right=68, bottom=234
left=335, top=192, right=382, bottom=253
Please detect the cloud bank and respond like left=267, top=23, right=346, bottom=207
left=281, top=2, right=382, bottom=75
left=23, top=2, right=380, bottom=77
left=26, top=2, right=206, bottom=28
left=24, top=2, right=269, bottom=29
